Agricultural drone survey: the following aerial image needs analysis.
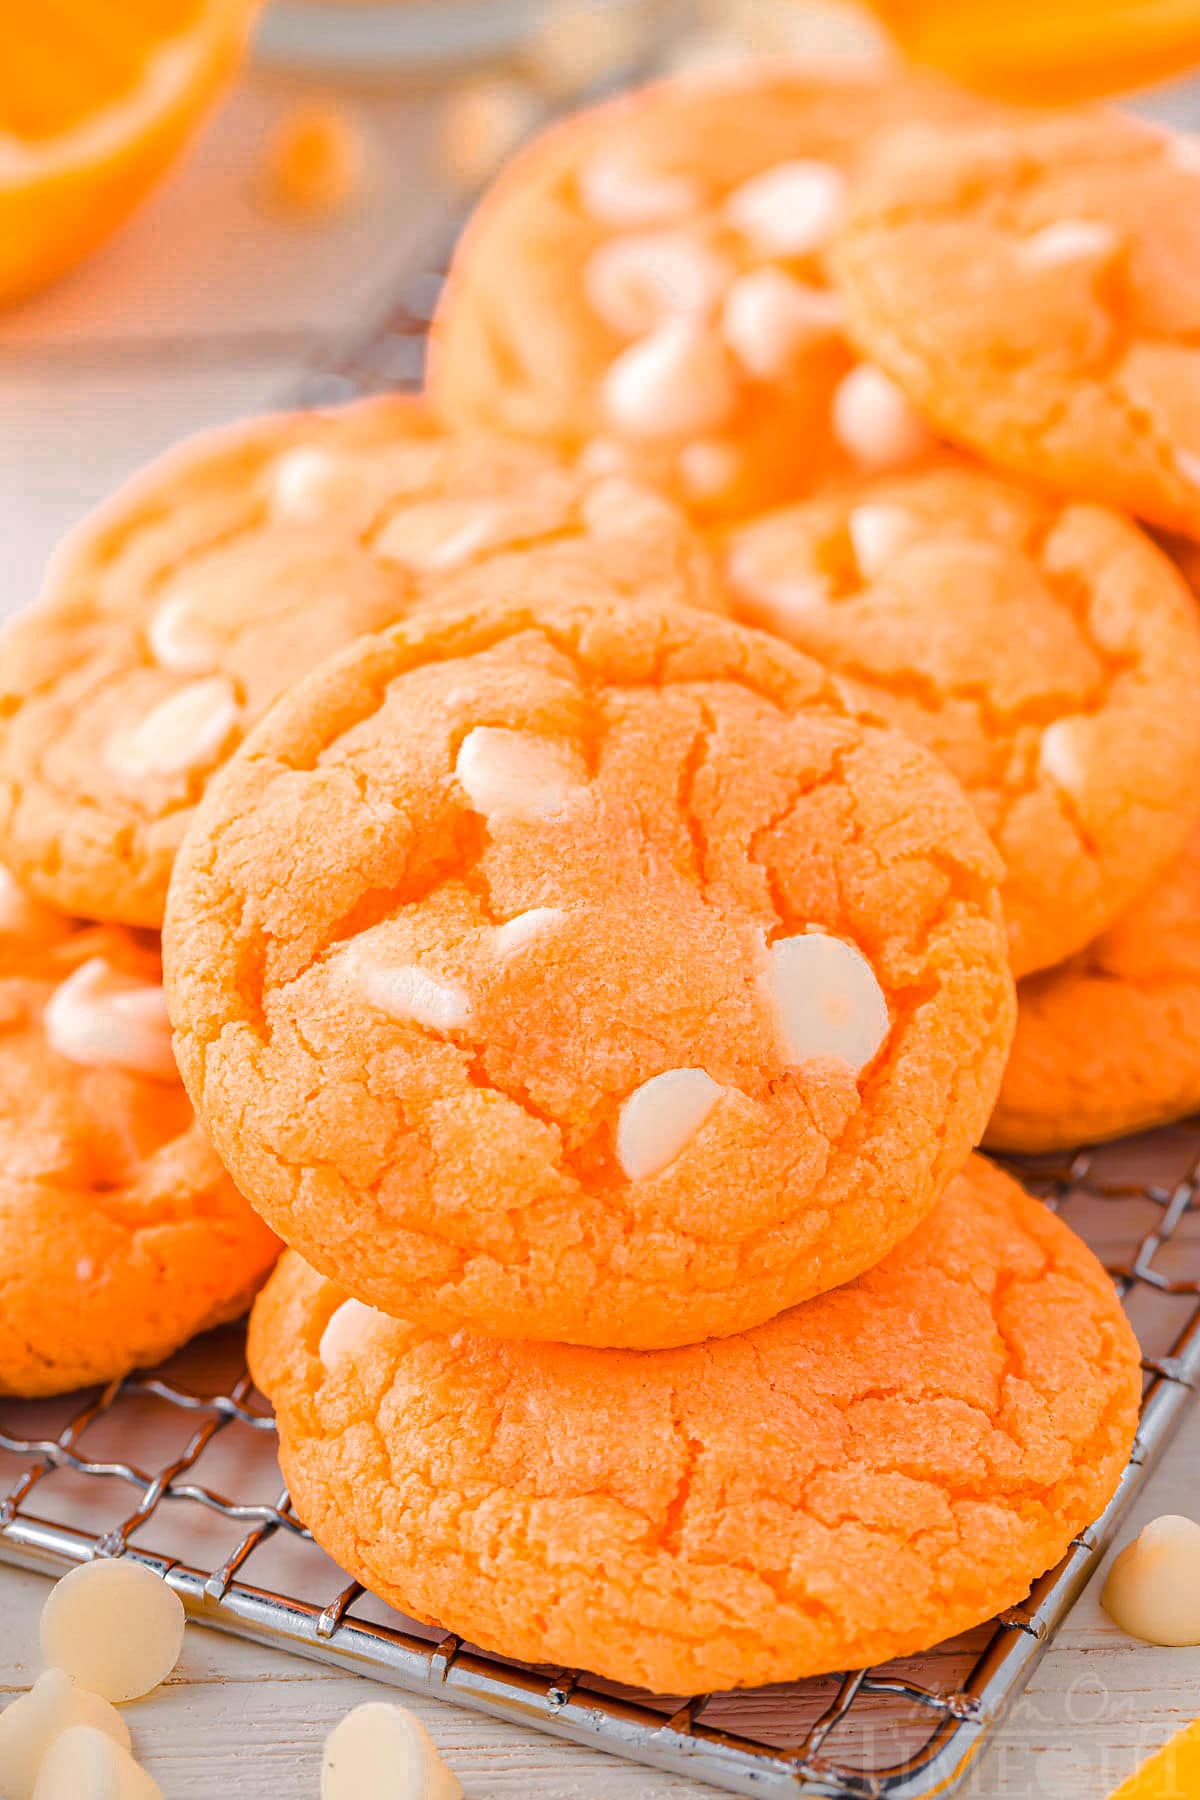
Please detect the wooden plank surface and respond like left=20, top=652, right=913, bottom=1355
left=1, top=48, right=1198, bottom=1800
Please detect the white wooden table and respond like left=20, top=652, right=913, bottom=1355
left=1, top=57, right=1198, bottom=1800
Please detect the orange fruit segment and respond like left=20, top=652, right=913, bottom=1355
left=0, top=0, right=259, bottom=307
left=867, top=0, right=1200, bottom=101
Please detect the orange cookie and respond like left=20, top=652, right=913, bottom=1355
left=429, top=65, right=997, bottom=523
left=833, top=110, right=1200, bottom=538
left=0, top=873, right=278, bottom=1397
left=724, top=461, right=1200, bottom=977
left=0, top=396, right=715, bottom=928
left=165, top=595, right=1014, bottom=1349
left=988, top=822, right=1200, bottom=1151
left=248, top=1155, right=1141, bottom=1695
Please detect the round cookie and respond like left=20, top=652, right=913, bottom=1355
left=0, top=872, right=278, bottom=1397
left=248, top=1155, right=1141, bottom=1695
left=164, top=595, right=1015, bottom=1349
left=429, top=65, right=996, bottom=522
left=988, top=822, right=1200, bottom=1151
left=0, top=396, right=715, bottom=928
left=833, top=109, right=1200, bottom=539
left=724, top=461, right=1200, bottom=977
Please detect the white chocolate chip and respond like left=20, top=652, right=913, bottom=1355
left=1102, top=1514, right=1200, bottom=1646
left=583, top=231, right=730, bottom=336
left=0, top=1670, right=129, bottom=1800
left=1038, top=719, right=1086, bottom=795
left=679, top=439, right=741, bottom=500
left=373, top=498, right=510, bottom=573
left=146, top=590, right=217, bottom=675
left=76, top=1257, right=96, bottom=1283
left=721, top=268, right=842, bottom=379
left=40, top=1559, right=185, bottom=1704
left=353, top=955, right=471, bottom=1033
left=456, top=727, right=585, bottom=823
left=847, top=502, right=915, bottom=578
left=724, top=159, right=846, bottom=256
left=1176, top=448, right=1200, bottom=488
left=580, top=475, right=680, bottom=538
left=321, top=1701, right=463, bottom=1800
left=578, top=149, right=700, bottom=226
left=318, top=1299, right=390, bottom=1371
left=270, top=446, right=349, bottom=520
left=577, top=436, right=631, bottom=477
left=31, top=1725, right=162, bottom=1800
left=491, top=907, right=565, bottom=955
left=1020, top=219, right=1119, bottom=267
left=44, top=959, right=176, bottom=1084
left=616, top=1067, right=724, bottom=1181
left=603, top=319, right=738, bottom=440
left=105, top=676, right=239, bottom=782
left=766, top=932, right=890, bottom=1071
left=832, top=364, right=934, bottom=471
left=725, top=531, right=831, bottom=626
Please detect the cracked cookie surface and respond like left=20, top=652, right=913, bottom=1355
left=0, top=876, right=278, bottom=1396
left=724, top=461, right=1200, bottom=976
left=0, top=396, right=714, bottom=927
left=429, top=65, right=992, bottom=523
left=989, top=822, right=1200, bottom=1150
left=248, top=1155, right=1140, bottom=1694
left=165, top=595, right=1014, bottom=1348
left=833, top=110, right=1200, bottom=538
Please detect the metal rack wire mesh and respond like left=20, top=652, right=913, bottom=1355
left=1, top=1127, right=1197, bottom=1799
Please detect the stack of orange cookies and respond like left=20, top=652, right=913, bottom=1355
left=8, top=53, right=1199, bottom=1701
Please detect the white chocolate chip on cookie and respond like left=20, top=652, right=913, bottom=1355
left=373, top=498, right=510, bottom=573
left=351, top=954, right=472, bottom=1033
left=44, top=959, right=176, bottom=1083
left=491, top=907, right=565, bottom=956
left=722, top=268, right=842, bottom=379
left=456, top=727, right=585, bottom=823
left=1102, top=1514, right=1200, bottom=1646
left=584, top=231, right=730, bottom=337
left=724, top=159, right=846, bottom=257
left=603, top=319, right=738, bottom=439
left=319, top=1299, right=391, bottom=1372
left=766, top=932, right=890, bottom=1071
left=847, top=502, right=915, bottom=579
left=617, top=1067, right=724, bottom=1181
left=578, top=149, right=700, bottom=227
left=832, top=364, right=934, bottom=470
left=1020, top=219, right=1119, bottom=268
left=105, top=676, right=239, bottom=782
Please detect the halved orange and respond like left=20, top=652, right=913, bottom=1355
left=0, top=0, right=259, bottom=307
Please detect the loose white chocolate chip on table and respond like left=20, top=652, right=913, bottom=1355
left=583, top=231, right=730, bottom=337
left=602, top=319, right=738, bottom=439
left=0, top=1669, right=130, bottom=1800
left=44, top=959, right=176, bottom=1084
left=832, top=364, right=934, bottom=471
left=146, top=590, right=217, bottom=676
left=40, top=1558, right=186, bottom=1703
left=490, top=907, right=565, bottom=956
left=456, top=726, right=585, bottom=823
left=767, top=932, right=890, bottom=1071
left=318, top=1298, right=391, bottom=1372
left=724, top=158, right=847, bottom=257
left=847, top=502, right=915, bottom=579
left=31, top=1725, right=162, bottom=1800
left=578, top=148, right=701, bottom=227
left=105, top=675, right=240, bottom=782
left=321, top=1701, right=463, bottom=1800
left=616, top=1067, right=724, bottom=1181
left=1020, top=219, right=1120, bottom=267
left=373, top=498, right=510, bottom=573
left=352, top=954, right=472, bottom=1033
left=1038, top=719, right=1087, bottom=796
left=721, top=267, right=842, bottom=379
left=1102, top=1514, right=1200, bottom=1646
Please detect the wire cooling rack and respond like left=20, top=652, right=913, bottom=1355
left=1, top=1129, right=1197, bottom=1799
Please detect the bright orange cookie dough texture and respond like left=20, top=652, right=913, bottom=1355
left=988, top=823, right=1200, bottom=1151
left=832, top=108, right=1200, bottom=539
left=0, top=396, right=716, bottom=930
left=0, top=873, right=277, bottom=1398
left=428, top=65, right=997, bottom=523
left=164, top=596, right=1016, bottom=1350
left=248, top=1156, right=1141, bottom=1695
left=724, top=461, right=1200, bottom=978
